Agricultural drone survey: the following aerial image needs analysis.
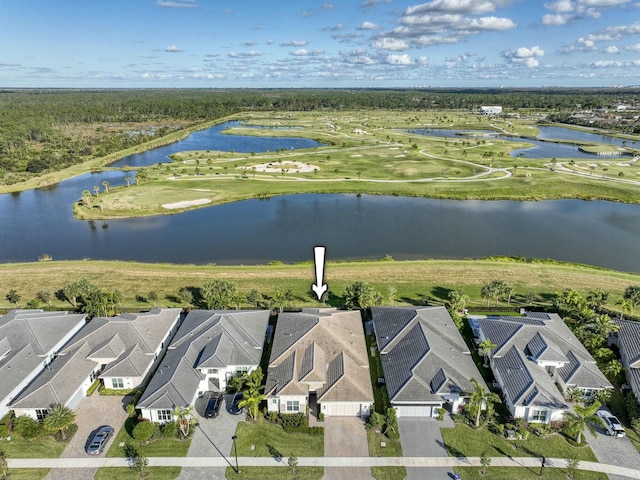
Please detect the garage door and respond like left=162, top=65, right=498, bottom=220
left=66, top=386, right=85, bottom=410
left=325, top=402, right=362, bottom=416
left=395, top=405, right=433, bottom=418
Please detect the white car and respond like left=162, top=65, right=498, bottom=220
left=597, top=409, right=625, bottom=437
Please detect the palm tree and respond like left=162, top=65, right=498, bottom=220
left=92, top=185, right=100, bottom=196
left=586, top=313, right=619, bottom=338
left=102, top=180, right=109, bottom=193
left=239, top=368, right=265, bottom=422
left=467, top=378, right=500, bottom=428
left=563, top=401, right=603, bottom=444
left=617, top=298, right=633, bottom=319
left=82, top=190, right=92, bottom=208
left=478, top=338, right=497, bottom=367
left=173, top=405, right=194, bottom=438
left=43, top=404, right=75, bottom=441
left=602, top=359, right=623, bottom=382
left=6, top=289, right=21, bottom=307
left=124, top=176, right=131, bottom=187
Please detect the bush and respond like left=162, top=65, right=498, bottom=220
left=631, top=417, right=640, bottom=436
left=0, top=425, right=7, bottom=438
left=14, top=416, right=44, bottom=440
left=161, top=421, right=178, bottom=438
left=625, top=392, right=640, bottom=421
left=86, top=379, right=100, bottom=396
left=132, top=420, right=154, bottom=443
left=317, top=412, right=325, bottom=422
left=55, top=423, right=78, bottom=442
left=280, top=413, right=306, bottom=429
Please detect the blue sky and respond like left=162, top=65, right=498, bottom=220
left=1, top=0, right=640, bottom=88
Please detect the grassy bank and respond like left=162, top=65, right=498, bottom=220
left=0, top=258, right=638, bottom=313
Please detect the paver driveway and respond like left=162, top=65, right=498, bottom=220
left=178, top=393, right=245, bottom=480
left=398, top=416, right=457, bottom=480
left=586, top=421, right=640, bottom=480
left=45, top=393, right=129, bottom=480
left=323, top=417, right=373, bottom=480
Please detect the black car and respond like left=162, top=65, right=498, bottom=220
left=204, top=393, right=223, bottom=418
left=228, top=392, right=244, bottom=415
left=86, top=425, right=114, bottom=455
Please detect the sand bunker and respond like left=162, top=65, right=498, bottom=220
left=242, top=160, right=318, bottom=173
left=616, top=163, right=631, bottom=166
left=162, top=198, right=211, bottom=209
left=350, top=154, right=363, bottom=157
left=394, top=154, right=407, bottom=158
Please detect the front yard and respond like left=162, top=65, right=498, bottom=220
left=106, top=417, right=191, bottom=458
left=454, top=466, right=607, bottom=480
left=0, top=435, right=67, bottom=459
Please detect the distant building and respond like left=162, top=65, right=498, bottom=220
left=479, top=106, right=503, bottom=115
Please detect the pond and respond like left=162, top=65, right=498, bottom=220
left=1, top=123, right=639, bottom=272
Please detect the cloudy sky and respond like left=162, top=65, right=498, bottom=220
left=2, top=0, right=640, bottom=88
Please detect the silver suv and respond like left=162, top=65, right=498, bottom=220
left=597, top=409, right=625, bottom=437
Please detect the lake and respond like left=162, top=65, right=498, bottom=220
left=1, top=123, right=639, bottom=272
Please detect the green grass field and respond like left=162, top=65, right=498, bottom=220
left=233, top=420, right=324, bottom=457
left=68, top=110, right=640, bottom=219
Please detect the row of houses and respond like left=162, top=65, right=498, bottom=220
left=2, top=306, right=640, bottom=425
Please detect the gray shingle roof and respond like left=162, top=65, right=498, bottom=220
left=11, top=309, right=180, bottom=409
left=372, top=306, right=486, bottom=405
left=265, top=309, right=373, bottom=404
left=614, top=319, right=640, bottom=401
left=137, top=310, right=269, bottom=410
left=0, top=309, right=86, bottom=407
left=475, top=312, right=611, bottom=392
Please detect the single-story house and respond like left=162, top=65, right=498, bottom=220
left=612, top=319, right=640, bottom=404
left=11, top=308, right=181, bottom=419
left=137, top=309, right=269, bottom=423
left=372, top=306, right=487, bottom=418
left=265, top=308, right=373, bottom=418
left=0, top=309, right=87, bottom=419
left=472, top=312, right=612, bottom=423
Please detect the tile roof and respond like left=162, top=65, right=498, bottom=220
left=372, top=306, right=485, bottom=405
left=614, top=319, right=640, bottom=401
left=0, top=309, right=86, bottom=406
left=11, top=309, right=180, bottom=409
left=265, top=308, right=373, bottom=404
left=137, top=310, right=269, bottom=410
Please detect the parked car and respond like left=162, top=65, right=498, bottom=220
left=204, top=392, right=223, bottom=418
left=228, top=392, right=244, bottom=415
left=86, top=425, right=114, bottom=455
left=597, top=409, right=625, bottom=437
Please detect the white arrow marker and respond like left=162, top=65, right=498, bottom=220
left=311, top=246, right=328, bottom=301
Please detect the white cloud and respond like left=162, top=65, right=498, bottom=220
left=371, top=37, right=410, bottom=50
left=341, top=49, right=379, bottom=65
left=281, top=40, right=309, bottom=47
left=156, top=0, right=196, bottom=8
left=385, top=54, right=414, bottom=64
left=542, top=13, right=574, bottom=25
left=228, top=51, right=264, bottom=58
left=358, top=21, right=379, bottom=30
left=502, top=45, right=544, bottom=67
left=289, top=49, right=326, bottom=56
left=544, top=0, right=574, bottom=13
left=626, top=43, right=640, bottom=51
left=603, top=45, right=620, bottom=53
left=542, top=0, right=632, bottom=25
left=405, top=0, right=512, bottom=15
left=164, top=45, right=183, bottom=52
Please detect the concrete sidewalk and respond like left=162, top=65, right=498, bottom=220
left=7, top=456, right=640, bottom=478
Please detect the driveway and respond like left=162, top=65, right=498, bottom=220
left=398, top=416, right=456, bottom=480
left=323, top=417, right=373, bottom=480
left=178, top=393, right=245, bottom=480
left=586, top=421, right=640, bottom=480
left=45, top=393, right=130, bottom=480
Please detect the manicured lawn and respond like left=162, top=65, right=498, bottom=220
left=441, top=424, right=598, bottom=462
left=455, top=466, right=607, bottom=480
left=94, top=466, right=181, bottom=480
left=224, top=466, right=323, bottom=479
left=1, top=469, right=50, bottom=480
left=367, top=429, right=406, bottom=480
left=105, top=418, right=191, bottom=458
left=233, top=419, right=324, bottom=457
left=0, top=435, right=67, bottom=458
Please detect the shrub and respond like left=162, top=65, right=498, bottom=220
left=132, top=420, right=154, bottom=443
left=86, top=379, right=100, bottom=396
left=14, top=416, right=44, bottom=440
left=631, top=417, right=640, bottom=436
left=317, top=412, right=325, bottom=422
left=0, top=425, right=7, bottom=438
left=161, top=421, right=178, bottom=438
left=436, top=407, right=446, bottom=421
left=625, top=392, right=640, bottom=421
left=280, top=413, right=305, bottom=429
left=55, top=423, right=78, bottom=442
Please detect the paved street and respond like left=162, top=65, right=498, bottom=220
left=45, top=393, right=129, bottom=480
left=323, top=417, right=373, bottom=480
left=398, top=416, right=456, bottom=480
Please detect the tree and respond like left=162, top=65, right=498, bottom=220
left=125, top=176, right=131, bottom=187
left=602, top=359, right=623, bottom=382
left=562, top=401, right=603, bottom=444
left=132, top=421, right=154, bottom=444
left=63, top=278, right=96, bottom=309
left=586, top=313, right=619, bottom=338
left=6, top=290, right=21, bottom=307
left=0, top=449, right=8, bottom=480
left=93, top=185, right=100, bottom=196
left=480, top=450, right=491, bottom=475
left=247, top=289, right=263, bottom=308
left=617, top=298, right=633, bottom=319
left=288, top=453, right=298, bottom=477
left=133, top=453, right=149, bottom=478
left=178, top=287, right=193, bottom=308
left=343, top=281, right=382, bottom=310
left=202, top=279, right=239, bottom=309
left=623, top=285, right=640, bottom=314
left=447, top=289, right=469, bottom=315
left=467, top=378, right=500, bottom=428
left=173, top=405, right=194, bottom=438
left=238, top=368, right=265, bottom=422
left=37, top=290, right=52, bottom=308
left=147, top=291, right=158, bottom=307
left=586, top=289, right=608, bottom=311
left=565, top=457, right=580, bottom=480
left=43, top=404, right=75, bottom=441
left=102, top=180, right=110, bottom=193
left=478, top=338, right=497, bottom=367
left=82, top=189, right=92, bottom=208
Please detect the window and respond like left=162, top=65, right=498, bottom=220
left=111, top=378, right=124, bottom=389
left=35, top=409, right=49, bottom=421
left=286, top=400, right=300, bottom=412
left=271, top=399, right=277, bottom=404
left=236, top=366, right=249, bottom=375
left=157, top=410, right=172, bottom=422
left=207, top=368, right=218, bottom=374
left=531, top=409, right=547, bottom=422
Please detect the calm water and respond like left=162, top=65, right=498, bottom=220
left=410, top=125, right=631, bottom=158
left=1, top=124, right=639, bottom=272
